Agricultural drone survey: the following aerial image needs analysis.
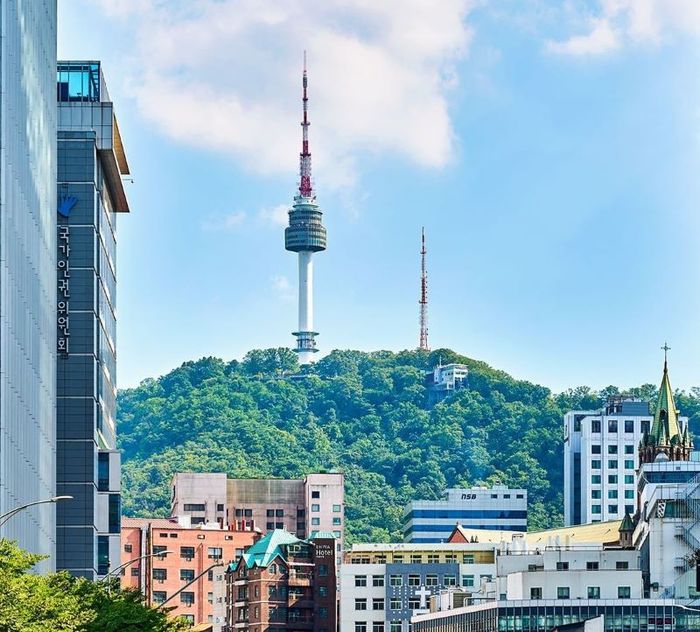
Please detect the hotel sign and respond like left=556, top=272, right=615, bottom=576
left=57, top=194, right=77, bottom=355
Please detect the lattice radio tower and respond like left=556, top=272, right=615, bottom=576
left=419, top=227, right=429, bottom=351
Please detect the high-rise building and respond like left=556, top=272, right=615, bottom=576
left=0, top=1, right=58, bottom=570
left=402, top=487, right=527, bottom=543
left=171, top=473, right=345, bottom=554
left=284, top=57, right=327, bottom=364
left=563, top=388, right=688, bottom=526
left=55, top=61, right=130, bottom=577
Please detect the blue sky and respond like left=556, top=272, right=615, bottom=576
left=58, top=0, right=700, bottom=393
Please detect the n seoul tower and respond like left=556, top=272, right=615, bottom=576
left=284, top=54, right=327, bottom=364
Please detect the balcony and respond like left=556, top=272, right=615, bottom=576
left=288, top=572, right=313, bottom=587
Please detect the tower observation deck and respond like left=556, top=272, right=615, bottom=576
left=284, top=55, right=327, bottom=363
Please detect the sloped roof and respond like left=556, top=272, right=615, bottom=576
left=647, top=360, right=683, bottom=447
left=450, top=520, right=622, bottom=546
left=238, top=530, right=301, bottom=569
left=619, top=513, right=634, bottom=532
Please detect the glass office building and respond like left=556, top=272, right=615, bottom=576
left=56, top=61, right=129, bottom=578
left=0, top=1, right=58, bottom=571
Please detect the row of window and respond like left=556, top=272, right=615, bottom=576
left=350, top=554, right=477, bottom=565
left=151, top=545, right=224, bottom=560
left=354, top=574, right=481, bottom=588
left=591, top=504, right=635, bottom=515
left=576, top=419, right=648, bottom=434
left=590, top=460, right=635, bottom=470
left=152, top=590, right=196, bottom=606
left=354, top=622, right=393, bottom=632
left=591, top=489, right=635, bottom=499
left=153, top=531, right=234, bottom=541
left=591, top=444, right=635, bottom=455
left=591, top=474, right=634, bottom=484
left=555, top=561, right=629, bottom=570
left=531, top=586, right=631, bottom=599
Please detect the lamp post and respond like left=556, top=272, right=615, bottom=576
left=101, top=550, right=175, bottom=595
left=0, top=495, right=73, bottom=529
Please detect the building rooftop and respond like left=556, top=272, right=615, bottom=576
left=238, top=529, right=301, bottom=569
left=450, top=520, right=622, bottom=546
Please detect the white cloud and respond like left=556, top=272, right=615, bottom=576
left=201, top=211, right=246, bottom=232
left=546, top=0, right=700, bottom=56
left=258, top=204, right=289, bottom=228
left=89, top=0, right=476, bottom=190
left=271, top=274, right=295, bottom=302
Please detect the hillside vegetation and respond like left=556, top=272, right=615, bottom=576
left=118, top=348, right=700, bottom=543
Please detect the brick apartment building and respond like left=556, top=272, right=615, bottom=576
left=121, top=517, right=257, bottom=628
left=223, top=530, right=337, bottom=632
left=171, top=473, right=345, bottom=553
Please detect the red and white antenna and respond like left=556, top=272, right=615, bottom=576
left=299, top=50, right=313, bottom=198
left=419, top=227, right=429, bottom=351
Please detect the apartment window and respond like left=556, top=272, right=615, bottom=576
left=624, top=475, right=634, bottom=484
left=503, top=494, right=511, bottom=499
left=591, top=490, right=601, bottom=499
left=427, top=554, right=440, bottom=564
left=609, top=504, right=619, bottom=514
left=608, top=445, right=618, bottom=454
left=355, top=599, right=367, bottom=611
left=180, top=569, right=195, bottom=582
left=373, top=623, right=385, bottom=632
left=556, top=562, right=569, bottom=571
left=181, top=592, right=195, bottom=606
left=591, top=460, right=601, bottom=470
left=267, top=509, right=275, bottom=517
left=184, top=503, right=205, bottom=512
left=444, top=575, right=457, bottom=586
left=557, top=587, right=570, bottom=599
left=641, top=420, right=650, bottom=434
left=624, top=420, right=634, bottom=433
left=588, top=586, right=601, bottom=598
left=592, top=420, right=601, bottom=433
left=180, top=546, right=195, bottom=560
left=124, top=544, right=132, bottom=553
left=390, top=575, right=402, bottom=586
left=390, top=599, right=402, bottom=610
left=445, top=554, right=456, bottom=563
left=153, top=591, right=167, bottom=604
left=591, top=444, right=601, bottom=454
left=153, top=568, right=167, bottom=581
left=592, top=505, right=601, bottom=514
left=275, top=509, right=284, bottom=517
left=616, top=561, right=629, bottom=570
left=208, top=547, right=222, bottom=560
left=208, top=570, right=214, bottom=581
left=153, top=545, right=168, bottom=558
left=333, top=504, right=341, bottom=512
left=609, top=490, right=618, bottom=499
left=319, top=564, right=328, bottom=576
left=624, top=490, right=634, bottom=499
left=592, top=475, right=601, bottom=484
left=312, top=491, right=320, bottom=499
left=373, top=598, right=385, bottom=611
left=355, top=623, right=367, bottom=632
left=355, top=576, right=367, bottom=587
left=408, top=598, right=421, bottom=609
left=390, top=622, right=402, bottom=632
left=410, top=554, right=422, bottom=564
left=625, top=460, right=634, bottom=469
left=530, top=587, right=542, bottom=600
left=586, top=561, right=599, bottom=570
left=373, top=575, right=384, bottom=587
left=608, top=475, right=618, bottom=484
left=462, top=554, right=474, bottom=564
left=393, top=555, right=404, bottom=564
left=244, top=509, right=252, bottom=517
left=608, top=460, right=618, bottom=469
left=311, top=504, right=320, bottom=512
left=217, top=504, right=224, bottom=511
left=625, top=444, right=634, bottom=454
left=462, top=575, right=474, bottom=588
left=319, top=586, right=328, bottom=597
left=333, top=517, right=342, bottom=526
left=408, top=574, right=420, bottom=586
left=625, top=504, right=635, bottom=515
left=267, top=522, right=274, bottom=530
left=426, top=574, right=438, bottom=586
left=609, top=420, right=618, bottom=432
left=319, top=607, right=328, bottom=620
left=618, top=586, right=631, bottom=599
left=131, top=567, right=139, bottom=576
left=516, top=494, right=524, bottom=499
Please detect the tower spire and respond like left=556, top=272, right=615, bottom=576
left=299, top=50, right=313, bottom=198
left=419, top=227, right=429, bottom=351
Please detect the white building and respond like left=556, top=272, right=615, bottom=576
left=426, top=364, right=468, bottom=404
left=563, top=394, right=688, bottom=525
left=403, top=487, right=527, bottom=542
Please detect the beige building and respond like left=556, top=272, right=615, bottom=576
left=171, top=473, right=345, bottom=553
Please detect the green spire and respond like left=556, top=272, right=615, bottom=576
left=619, top=512, right=634, bottom=533
left=648, top=357, right=682, bottom=447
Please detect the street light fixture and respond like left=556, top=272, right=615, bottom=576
left=0, top=495, right=73, bottom=529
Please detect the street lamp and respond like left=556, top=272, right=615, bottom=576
left=101, top=550, right=175, bottom=595
left=0, top=495, right=73, bottom=528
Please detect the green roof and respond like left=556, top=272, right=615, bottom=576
left=643, top=360, right=689, bottom=448
left=238, top=530, right=301, bottom=570
left=309, top=531, right=337, bottom=540
left=619, top=513, right=634, bottom=532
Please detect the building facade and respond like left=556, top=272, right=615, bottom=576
left=224, top=530, right=337, bottom=632
left=563, top=395, right=688, bottom=526
left=121, top=517, right=257, bottom=629
left=403, top=487, right=527, bottom=543
left=171, top=473, right=345, bottom=553
left=55, top=61, right=129, bottom=577
left=0, top=0, right=58, bottom=570
left=425, top=364, right=468, bottom=405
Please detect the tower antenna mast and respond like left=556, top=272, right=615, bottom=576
left=419, top=227, right=429, bottom=351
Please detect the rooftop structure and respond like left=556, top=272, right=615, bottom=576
left=284, top=55, right=327, bottom=363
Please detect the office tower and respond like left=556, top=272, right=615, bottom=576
left=0, top=1, right=58, bottom=570
left=55, top=61, right=130, bottom=577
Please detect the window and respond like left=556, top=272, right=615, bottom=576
left=591, top=460, right=601, bottom=470
left=333, top=517, right=342, bottom=526
left=319, top=564, right=328, bottom=577
left=390, top=622, right=402, bottom=632
left=516, top=494, right=524, bottom=499
left=267, top=509, right=275, bottom=517
left=574, top=418, right=581, bottom=431
left=426, top=574, right=438, bottom=586
left=592, top=505, right=601, bottom=514
left=624, top=490, right=634, bottom=499
left=586, top=561, right=599, bottom=570
left=609, top=420, right=618, bottom=432
left=333, top=504, right=341, bottom=512
left=267, top=522, right=275, bottom=530
left=625, top=460, right=634, bottom=469
left=355, top=623, right=367, bottom=632
left=373, top=575, right=384, bottom=587
left=427, top=554, right=439, bottom=563
left=333, top=530, right=342, bottom=538
left=588, top=586, right=600, bottom=598
left=530, top=587, right=542, bottom=600
left=181, top=592, right=195, bottom=606
left=311, top=504, right=320, bottom=512
left=180, top=546, right=195, bottom=560
left=408, top=598, right=420, bottom=609
left=591, top=490, right=601, bottom=499
left=462, top=575, right=474, bottom=587
left=312, top=518, right=320, bottom=526
left=462, top=554, right=474, bottom=564
left=319, top=607, right=328, bottom=619
left=624, top=475, right=634, bottom=484
left=275, top=509, right=284, bottom=517
left=608, top=445, right=618, bottom=454
left=557, top=587, right=570, bottom=599
left=275, top=522, right=284, bottom=529
left=355, top=576, right=367, bottom=587
left=608, top=475, right=618, bottom=484
left=408, top=574, right=420, bottom=586
left=445, top=554, right=456, bottom=563
left=180, top=569, right=195, bottom=582
left=393, top=555, right=404, bottom=564
left=641, top=420, right=650, bottom=434
left=373, top=598, right=385, bottom=610
left=410, top=554, right=422, bottom=564
left=616, top=561, right=629, bottom=570
left=390, top=575, right=402, bottom=586
left=625, top=420, right=634, bottom=433
left=373, top=624, right=385, bottom=632
left=591, top=444, right=601, bottom=454
left=609, top=490, right=618, bottom=499
left=608, top=460, right=618, bottom=469
left=608, top=504, right=619, bottom=514
left=153, top=545, right=168, bottom=558
left=312, top=491, right=320, bottom=499
left=504, top=494, right=510, bottom=499
left=591, top=475, right=601, bottom=484
left=618, top=586, right=631, bottom=599
left=217, top=504, right=224, bottom=511
left=124, top=544, right=132, bottom=553
left=153, top=568, right=167, bottom=581
left=153, top=591, right=167, bottom=604
left=319, top=586, right=328, bottom=597
left=355, top=599, right=367, bottom=611
left=184, top=503, right=206, bottom=512
left=208, top=547, right=222, bottom=560
left=556, top=562, right=569, bottom=571
left=244, top=509, right=252, bottom=517
left=625, top=444, right=634, bottom=454
left=625, top=504, right=635, bottom=515
left=131, top=567, right=139, bottom=576
left=444, top=575, right=457, bottom=586
left=592, top=420, right=601, bottom=433
left=390, top=599, right=402, bottom=610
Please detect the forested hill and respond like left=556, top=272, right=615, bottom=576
left=117, top=348, right=700, bottom=543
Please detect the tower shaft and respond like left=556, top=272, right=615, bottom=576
left=419, top=227, right=429, bottom=351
